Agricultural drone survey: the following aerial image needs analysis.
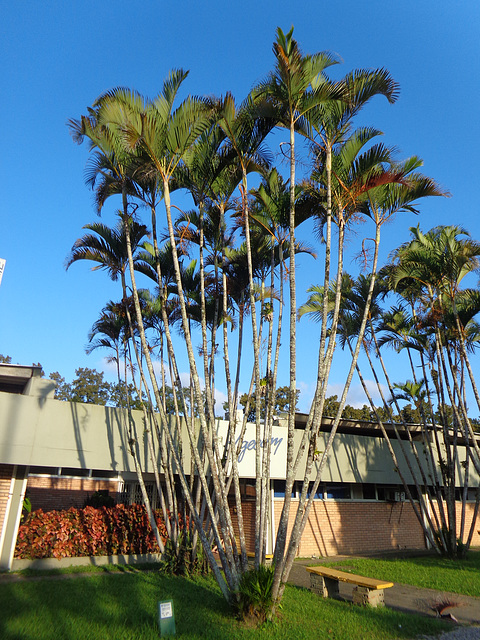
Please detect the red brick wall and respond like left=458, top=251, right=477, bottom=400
left=274, top=499, right=426, bottom=557
left=0, top=465, right=14, bottom=534
left=26, top=476, right=120, bottom=512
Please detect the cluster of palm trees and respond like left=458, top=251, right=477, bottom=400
left=299, top=225, right=480, bottom=557
left=67, top=26, right=465, bottom=611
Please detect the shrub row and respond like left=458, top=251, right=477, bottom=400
left=15, top=504, right=168, bottom=559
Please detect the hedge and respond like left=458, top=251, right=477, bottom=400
left=15, top=504, right=169, bottom=559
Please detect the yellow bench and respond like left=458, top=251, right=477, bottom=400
left=306, top=566, right=394, bottom=607
left=247, top=552, right=274, bottom=565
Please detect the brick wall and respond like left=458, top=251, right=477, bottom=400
left=274, top=499, right=426, bottom=557
left=26, top=476, right=120, bottom=512
left=0, top=464, right=14, bottom=534
left=431, top=502, right=480, bottom=547
left=457, top=503, right=480, bottom=546
left=229, top=500, right=256, bottom=553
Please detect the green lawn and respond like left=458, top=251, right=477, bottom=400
left=0, top=570, right=450, bottom=640
left=315, top=550, right=480, bottom=598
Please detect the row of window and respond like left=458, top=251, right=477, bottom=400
left=28, top=467, right=478, bottom=504
left=272, top=481, right=414, bottom=501
left=272, top=481, right=479, bottom=502
left=29, top=466, right=120, bottom=480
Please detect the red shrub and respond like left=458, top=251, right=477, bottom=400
left=15, top=504, right=169, bottom=559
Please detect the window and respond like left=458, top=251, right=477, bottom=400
left=119, top=482, right=159, bottom=508
left=362, top=484, right=376, bottom=500
left=377, top=486, right=406, bottom=502
left=60, top=467, right=89, bottom=477
left=325, top=484, right=351, bottom=500
left=241, top=479, right=256, bottom=501
left=273, top=480, right=297, bottom=498
left=91, top=469, right=119, bottom=479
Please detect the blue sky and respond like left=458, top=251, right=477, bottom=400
left=1, top=1, right=480, bottom=414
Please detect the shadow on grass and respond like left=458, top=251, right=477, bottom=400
left=0, top=572, right=232, bottom=640
left=0, top=572, right=450, bottom=640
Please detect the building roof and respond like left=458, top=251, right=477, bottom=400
left=0, top=363, right=43, bottom=394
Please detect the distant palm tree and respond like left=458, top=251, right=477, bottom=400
left=388, top=225, right=480, bottom=477
left=86, top=302, right=128, bottom=384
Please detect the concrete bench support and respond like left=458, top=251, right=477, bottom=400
left=353, top=585, right=385, bottom=607
left=310, top=572, right=340, bottom=598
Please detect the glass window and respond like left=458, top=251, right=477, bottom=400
left=362, top=484, right=376, bottom=500
left=273, top=480, right=296, bottom=498
left=242, top=479, right=256, bottom=501
left=91, top=469, right=119, bottom=479
left=273, top=480, right=286, bottom=498
left=60, top=467, right=89, bottom=477
left=325, top=484, right=351, bottom=500
left=377, top=486, right=386, bottom=501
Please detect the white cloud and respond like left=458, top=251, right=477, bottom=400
left=214, top=389, right=228, bottom=416
left=297, top=378, right=387, bottom=412
left=327, top=380, right=386, bottom=408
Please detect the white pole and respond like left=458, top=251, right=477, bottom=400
left=0, top=259, right=5, bottom=286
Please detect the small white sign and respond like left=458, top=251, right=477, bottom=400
left=0, top=259, right=5, bottom=286
left=160, top=602, right=173, bottom=619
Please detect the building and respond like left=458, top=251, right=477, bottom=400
left=1, top=362, right=479, bottom=570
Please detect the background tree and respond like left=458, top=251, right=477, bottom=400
left=49, top=371, right=73, bottom=401
left=234, top=386, right=300, bottom=422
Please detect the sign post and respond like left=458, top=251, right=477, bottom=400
left=158, top=600, right=176, bottom=636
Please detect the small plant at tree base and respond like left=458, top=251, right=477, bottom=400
left=159, top=530, right=209, bottom=577
left=433, top=527, right=468, bottom=559
left=235, top=563, right=276, bottom=623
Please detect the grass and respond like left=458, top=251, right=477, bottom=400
left=314, top=550, right=480, bottom=598
left=0, top=570, right=450, bottom=640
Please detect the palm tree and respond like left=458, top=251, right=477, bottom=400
left=70, top=87, right=216, bottom=565
left=66, top=214, right=149, bottom=285
left=252, top=28, right=343, bottom=591
left=387, top=226, right=480, bottom=556
left=91, top=75, right=258, bottom=597
left=298, top=155, right=449, bottom=555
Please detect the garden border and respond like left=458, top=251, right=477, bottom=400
left=12, top=552, right=162, bottom=571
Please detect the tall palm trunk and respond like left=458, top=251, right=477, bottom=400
left=240, top=168, right=263, bottom=567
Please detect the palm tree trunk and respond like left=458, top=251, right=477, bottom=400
left=240, top=167, right=263, bottom=567
left=272, top=118, right=297, bottom=591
